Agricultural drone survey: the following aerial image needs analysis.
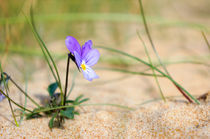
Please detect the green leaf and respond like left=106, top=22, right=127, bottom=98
left=78, top=98, right=89, bottom=104
left=65, top=100, right=74, bottom=104
left=60, top=107, right=74, bottom=119
left=48, top=82, right=58, bottom=97
left=75, top=94, right=84, bottom=102
left=74, top=111, right=80, bottom=115
left=26, top=112, right=42, bottom=119
left=26, top=107, right=44, bottom=119
left=49, top=112, right=58, bottom=129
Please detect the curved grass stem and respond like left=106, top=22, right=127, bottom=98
left=3, top=73, right=41, bottom=108
left=97, top=46, right=200, bottom=104
left=29, top=103, right=135, bottom=114
left=137, top=32, right=166, bottom=102
left=0, top=89, right=33, bottom=113
left=138, top=0, right=193, bottom=103
left=26, top=8, right=64, bottom=105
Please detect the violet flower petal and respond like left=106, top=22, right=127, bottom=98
left=0, top=93, right=5, bottom=102
left=81, top=40, right=93, bottom=59
left=84, top=49, right=100, bottom=67
left=73, top=51, right=82, bottom=67
left=65, top=36, right=81, bottom=55
left=82, top=65, right=99, bottom=81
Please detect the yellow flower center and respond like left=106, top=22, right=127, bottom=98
left=81, top=64, right=86, bottom=70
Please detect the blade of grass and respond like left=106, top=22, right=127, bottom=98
left=201, top=31, right=210, bottom=51
left=4, top=73, right=40, bottom=108
left=1, top=44, right=209, bottom=67
left=96, top=67, right=164, bottom=77
left=97, top=46, right=200, bottom=104
left=29, top=103, right=135, bottom=114
left=138, top=0, right=195, bottom=103
left=0, top=13, right=209, bottom=32
left=0, top=89, right=33, bottom=113
left=19, top=71, right=29, bottom=124
left=137, top=32, right=166, bottom=102
left=28, top=8, right=64, bottom=105
left=23, top=13, right=59, bottom=85
left=0, top=65, right=18, bottom=126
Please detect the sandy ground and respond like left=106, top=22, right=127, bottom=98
left=0, top=9, right=210, bottom=138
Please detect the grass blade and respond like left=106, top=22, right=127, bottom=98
left=138, top=0, right=197, bottom=104
left=137, top=32, right=166, bottom=102
left=0, top=64, right=18, bottom=126
left=201, top=31, right=210, bottom=51
left=28, top=7, right=64, bottom=104
left=97, top=46, right=200, bottom=104
left=96, top=67, right=164, bottom=77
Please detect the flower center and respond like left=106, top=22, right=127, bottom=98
left=81, top=64, right=86, bottom=70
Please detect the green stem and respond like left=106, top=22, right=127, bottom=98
left=28, top=8, right=64, bottom=105
left=96, top=67, right=164, bottom=77
left=4, top=73, right=41, bottom=108
left=97, top=46, right=200, bottom=104
left=201, top=31, right=210, bottom=51
left=0, top=89, right=33, bottom=113
left=30, top=103, right=135, bottom=114
left=137, top=32, right=166, bottom=102
left=138, top=0, right=193, bottom=103
left=64, top=54, right=71, bottom=106
left=0, top=65, right=18, bottom=126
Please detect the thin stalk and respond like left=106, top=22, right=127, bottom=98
left=97, top=46, right=200, bottom=104
left=3, top=73, right=41, bottom=108
left=29, top=8, right=64, bottom=105
left=96, top=67, right=164, bottom=77
left=20, top=73, right=28, bottom=124
left=201, top=31, right=210, bottom=51
left=137, top=32, right=166, bottom=102
left=138, top=0, right=194, bottom=103
left=0, top=77, right=18, bottom=126
left=31, top=103, right=135, bottom=114
left=64, top=53, right=71, bottom=106
left=0, top=64, right=19, bottom=126
left=23, top=13, right=59, bottom=84
left=0, top=89, right=33, bottom=113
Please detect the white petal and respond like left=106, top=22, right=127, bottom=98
left=82, top=65, right=99, bottom=81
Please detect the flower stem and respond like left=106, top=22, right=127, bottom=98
left=3, top=73, right=41, bottom=108
left=64, top=53, right=71, bottom=106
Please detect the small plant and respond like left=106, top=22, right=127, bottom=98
left=0, top=38, right=100, bottom=128
left=0, top=36, right=100, bottom=129
left=27, top=36, right=100, bottom=128
left=0, top=7, right=100, bottom=128
left=0, top=7, right=134, bottom=129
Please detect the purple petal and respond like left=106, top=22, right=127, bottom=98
left=81, top=40, right=93, bottom=59
left=73, top=51, right=82, bottom=67
left=83, top=49, right=100, bottom=67
left=65, top=36, right=81, bottom=55
left=82, top=65, right=99, bottom=81
left=0, top=93, right=5, bottom=102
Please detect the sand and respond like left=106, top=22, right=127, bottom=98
left=0, top=95, right=209, bottom=138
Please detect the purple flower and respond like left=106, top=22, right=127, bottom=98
left=65, top=36, right=100, bottom=81
left=0, top=93, right=5, bottom=101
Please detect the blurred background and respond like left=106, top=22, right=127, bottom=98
left=0, top=0, right=209, bottom=104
